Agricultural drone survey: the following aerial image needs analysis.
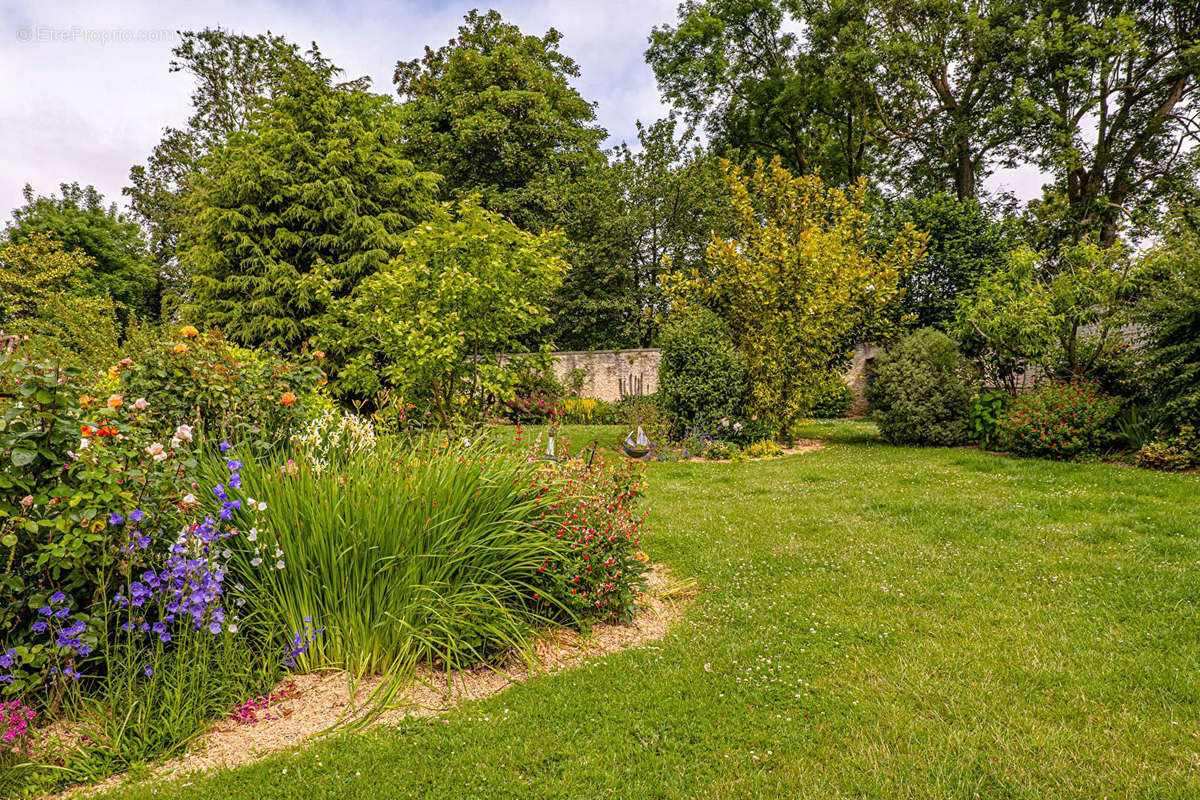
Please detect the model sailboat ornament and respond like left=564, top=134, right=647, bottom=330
left=621, top=425, right=652, bottom=459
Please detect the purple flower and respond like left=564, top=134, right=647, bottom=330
left=129, top=509, right=145, bottom=522
left=219, top=441, right=232, bottom=452
left=226, top=459, right=243, bottom=472
left=49, top=591, right=66, bottom=605
left=0, top=649, right=16, bottom=669
left=213, top=484, right=227, bottom=501
left=229, top=473, right=242, bottom=489
left=54, top=607, right=70, bottom=619
left=136, top=535, right=150, bottom=549
left=31, top=620, right=47, bottom=633
left=109, top=513, right=124, bottom=526
left=209, top=621, right=222, bottom=635
left=143, top=664, right=154, bottom=677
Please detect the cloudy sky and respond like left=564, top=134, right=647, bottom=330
left=0, top=0, right=1044, bottom=220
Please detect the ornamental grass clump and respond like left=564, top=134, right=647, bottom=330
left=998, top=380, right=1120, bottom=460
left=226, top=436, right=645, bottom=688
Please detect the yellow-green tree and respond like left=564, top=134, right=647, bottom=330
left=672, top=157, right=926, bottom=433
left=0, top=232, right=120, bottom=371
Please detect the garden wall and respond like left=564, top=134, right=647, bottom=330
left=540, top=344, right=876, bottom=411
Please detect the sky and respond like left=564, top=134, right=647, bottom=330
left=0, top=0, right=1046, bottom=221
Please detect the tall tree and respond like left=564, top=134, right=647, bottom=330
left=875, top=192, right=1013, bottom=330
left=181, top=55, right=439, bottom=349
left=1014, top=0, right=1200, bottom=245
left=550, top=118, right=730, bottom=349
left=6, top=183, right=157, bottom=322
left=859, top=0, right=1026, bottom=200
left=126, top=29, right=325, bottom=311
left=647, top=0, right=884, bottom=184
left=393, top=9, right=607, bottom=231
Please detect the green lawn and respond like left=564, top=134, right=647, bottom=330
left=103, top=421, right=1200, bottom=799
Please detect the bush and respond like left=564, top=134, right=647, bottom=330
left=1137, top=426, right=1200, bottom=471
left=658, top=307, right=748, bottom=435
left=867, top=328, right=973, bottom=446
left=967, top=389, right=1011, bottom=449
left=810, top=376, right=853, bottom=419
left=120, top=327, right=324, bottom=452
left=998, top=380, right=1121, bottom=460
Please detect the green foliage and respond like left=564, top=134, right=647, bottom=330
left=1137, top=426, right=1200, bottom=471
left=997, top=380, right=1121, bottom=460
left=868, top=328, right=973, bottom=446
left=1137, top=212, right=1200, bottom=434
left=646, top=0, right=883, bottom=185
left=674, top=157, right=925, bottom=433
left=6, top=183, right=158, bottom=322
left=321, top=199, right=564, bottom=425
left=393, top=9, right=605, bottom=232
left=0, top=232, right=121, bottom=377
left=967, top=389, right=1011, bottom=449
left=657, top=307, right=747, bottom=435
left=120, top=329, right=324, bottom=451
left=223, top=436, right=646, bottom=683
left=550, top=118, right=731, bottom=349
left=703, top=440, right=740, bottom=460
left=957, top=240, right=1139, bottom=391
left=876, top=193, right=1012, bottom=330
left=182, top=58, right=439, bottom=350
left=809, top=375, right=854, bottom=419
left=127, top=28, right=328, bottom=303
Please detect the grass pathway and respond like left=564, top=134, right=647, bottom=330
left=103, top=421, right=1200, bottom=799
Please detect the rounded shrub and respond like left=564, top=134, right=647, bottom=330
left=998, top=380, right=1121, bottom=460
left=658, top=307, right=748, bottom=435
left=867, top=328, right=973, bottom=445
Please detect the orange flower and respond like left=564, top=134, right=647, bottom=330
left=172, top=343, right=188, bottom=355
left=280, top=391, right=297, bottom=406
left=313, top=350, right=325, bottom=359
left=180, top=325, right=199, bottom=338
left=106, top=394, right=124, bottom=409
left=96, top=425, right=119, bottom=437
left=81, top=424, right=94, bottom=438
left=79, top=395, right=95, bottom=407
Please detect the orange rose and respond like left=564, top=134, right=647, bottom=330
left=313, top=350, right=326, bottom=359
left=172, top=343, right=188, bottom=355
left=280, top=391, right=297, bottom=406
left=106, top=394, right=124, bottom=409
left=79, top=395, right=95, bottom=407
left=180, top=325, right=199, bottom=338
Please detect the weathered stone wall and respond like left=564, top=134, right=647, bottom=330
left=545, top=349, right=661, bottom=402
left=543, top=344, right=878, bottom=412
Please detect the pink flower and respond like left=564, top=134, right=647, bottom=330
left=133, top=397, right=149, bottom=410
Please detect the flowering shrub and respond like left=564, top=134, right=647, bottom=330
left=290, top=408, right=377, bottom=473
left=998, top=380, right=1121, bottom=460
left=530, top=456, right=649, bottom=623
left=1137, top=426, right=1200, bottom=471
left=505, top=390, right=561, bottom=424
left=121, top=328, right=324, bottom=452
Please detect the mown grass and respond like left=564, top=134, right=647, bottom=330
left=101, top=420, right=1200, bottom=799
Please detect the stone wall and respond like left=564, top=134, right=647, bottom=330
left=545, top=349, right=661, bottom=402
left=543, top=344, right=877, bottom=412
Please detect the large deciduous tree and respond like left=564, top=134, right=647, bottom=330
left=181, top=58, right=439, bottom=350
left=671, top=157, right=926, bottom=433
left=549, top=118, right=730, bottom=349
left=646, top=0, right=884, bottom=184
left=6, top=183, right=158, bottom=323
left=393, top=9, right=606, bottom=231
left=1014, top=0, right=1200, bottom=246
